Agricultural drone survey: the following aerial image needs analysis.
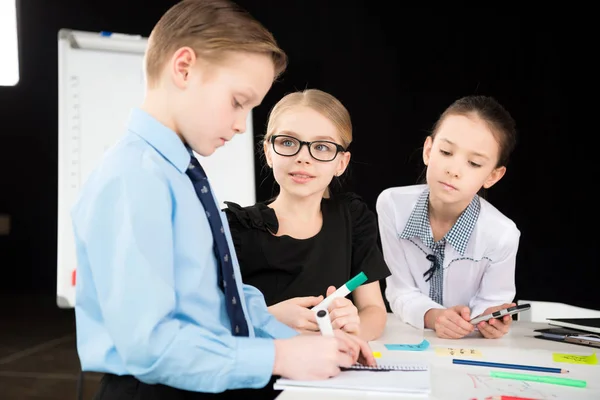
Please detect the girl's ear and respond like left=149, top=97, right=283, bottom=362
left=263, top=139, right=273, bottom=168
left=483, top=166, right=506, bottom=189
left=335, top=151, right=351, bottom=177
left=422, top=136, right=433, bottom=166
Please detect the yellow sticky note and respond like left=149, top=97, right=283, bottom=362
left=434, top=347, right=482, bottom=357
left=553, top=352, right=598, bottom=365
left=372, top=351, right=381, bottom=358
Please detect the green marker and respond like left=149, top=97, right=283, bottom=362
left=491, top=371, right=587, bottom=388
left=313, top=272, right=368, bottom=312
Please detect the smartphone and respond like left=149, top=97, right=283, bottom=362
left=469, top=303, right=531, bottom=325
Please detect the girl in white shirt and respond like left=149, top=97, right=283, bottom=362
left=377, top=95, right=519, bottom=339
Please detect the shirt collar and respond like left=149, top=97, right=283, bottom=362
left=126, top=108, right=190, bottom=173
left=400, top=188, right=431, bottom=245
left=445, top=194, right=480, bottom=255
left=400, top=187, right=481, bottom=256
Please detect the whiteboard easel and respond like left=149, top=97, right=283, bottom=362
left=57, top=29, right=257, bottom=309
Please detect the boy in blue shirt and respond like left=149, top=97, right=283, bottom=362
left=72, top=1, right=374, bottom=399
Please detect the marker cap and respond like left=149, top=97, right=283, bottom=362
left=346, top=272, right=368, bottom=291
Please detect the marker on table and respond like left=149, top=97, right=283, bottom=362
left=490, top=371, right=586, bottom=388
left=453, top=358, right=568, bottom=374
left=315, top=309, right=334, bottom=337
left=485, top=396, right=541, bottom=400
left=313, top=272, right=368, bottom=312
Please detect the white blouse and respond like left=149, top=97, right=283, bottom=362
left=376, top=184, right=520, bottom=329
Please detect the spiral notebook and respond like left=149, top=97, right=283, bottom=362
left=274, top=363, right=431, bottom=395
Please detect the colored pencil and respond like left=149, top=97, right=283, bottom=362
left=490, top=371, right=586, bottom=388
left=453, top=358, right=568, bottom=374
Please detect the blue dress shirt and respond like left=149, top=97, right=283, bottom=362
left=72, top=108, right=298, bottom=393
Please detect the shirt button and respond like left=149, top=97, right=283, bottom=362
left=220, top=226, right=224, bottom=234
left=235, top=325, right=240, bottom=334
left=223, top=280, right=227, bottom=288
left=232, top=297, right=237, bottom=305
left=224, top=254, right=229, bottom=263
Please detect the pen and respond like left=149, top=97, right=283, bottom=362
left=313, top=272, right=368, bottom=312
left=315, top=309, right=334, bottom=337
left=485, top=396, right=541, bottom=400
left=490, top=371, right=586, bottom=388
left=453, top=358, right=568, bottom=374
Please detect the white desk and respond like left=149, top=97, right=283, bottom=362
left=276, top=313, right=600, bottom=400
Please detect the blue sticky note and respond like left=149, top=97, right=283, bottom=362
left=384, top=340, right=430, bottom=351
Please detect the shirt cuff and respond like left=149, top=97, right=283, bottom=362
left=231, top=337, right=275, bottom=389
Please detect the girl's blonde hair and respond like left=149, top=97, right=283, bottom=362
left=264, top=89, right=352, bottom=198
left=265, top=89, right=352, bottom=147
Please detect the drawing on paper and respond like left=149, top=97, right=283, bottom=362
left=468, top=374, right=560, bottom=399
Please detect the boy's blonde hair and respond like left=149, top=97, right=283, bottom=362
left=145, top=0, right=287, bottom=88
left=265, top=89, right=352, bottom=149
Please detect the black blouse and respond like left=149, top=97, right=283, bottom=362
left=223, top=193, right=391, bottom=306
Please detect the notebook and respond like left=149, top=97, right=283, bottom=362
left=273, top=363, right=431, bottom=395
left=547, top=318, right=600, bottom=334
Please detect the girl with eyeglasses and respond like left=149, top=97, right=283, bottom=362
left=223, top=89, right=390, bottom=341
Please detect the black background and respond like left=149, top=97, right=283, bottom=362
left=1, top=2, right=590, bottom=310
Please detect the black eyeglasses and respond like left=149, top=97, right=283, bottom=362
left=270, top=135, right=346, bottom=162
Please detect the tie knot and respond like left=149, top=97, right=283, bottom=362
left=186, top=156, right=206, bottom=181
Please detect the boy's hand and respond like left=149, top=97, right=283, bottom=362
left=272, top=335, right=354, bottom=380
left=272, top=329, right=377, bottom=380
left=333, top=329, right=376, bottom=367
